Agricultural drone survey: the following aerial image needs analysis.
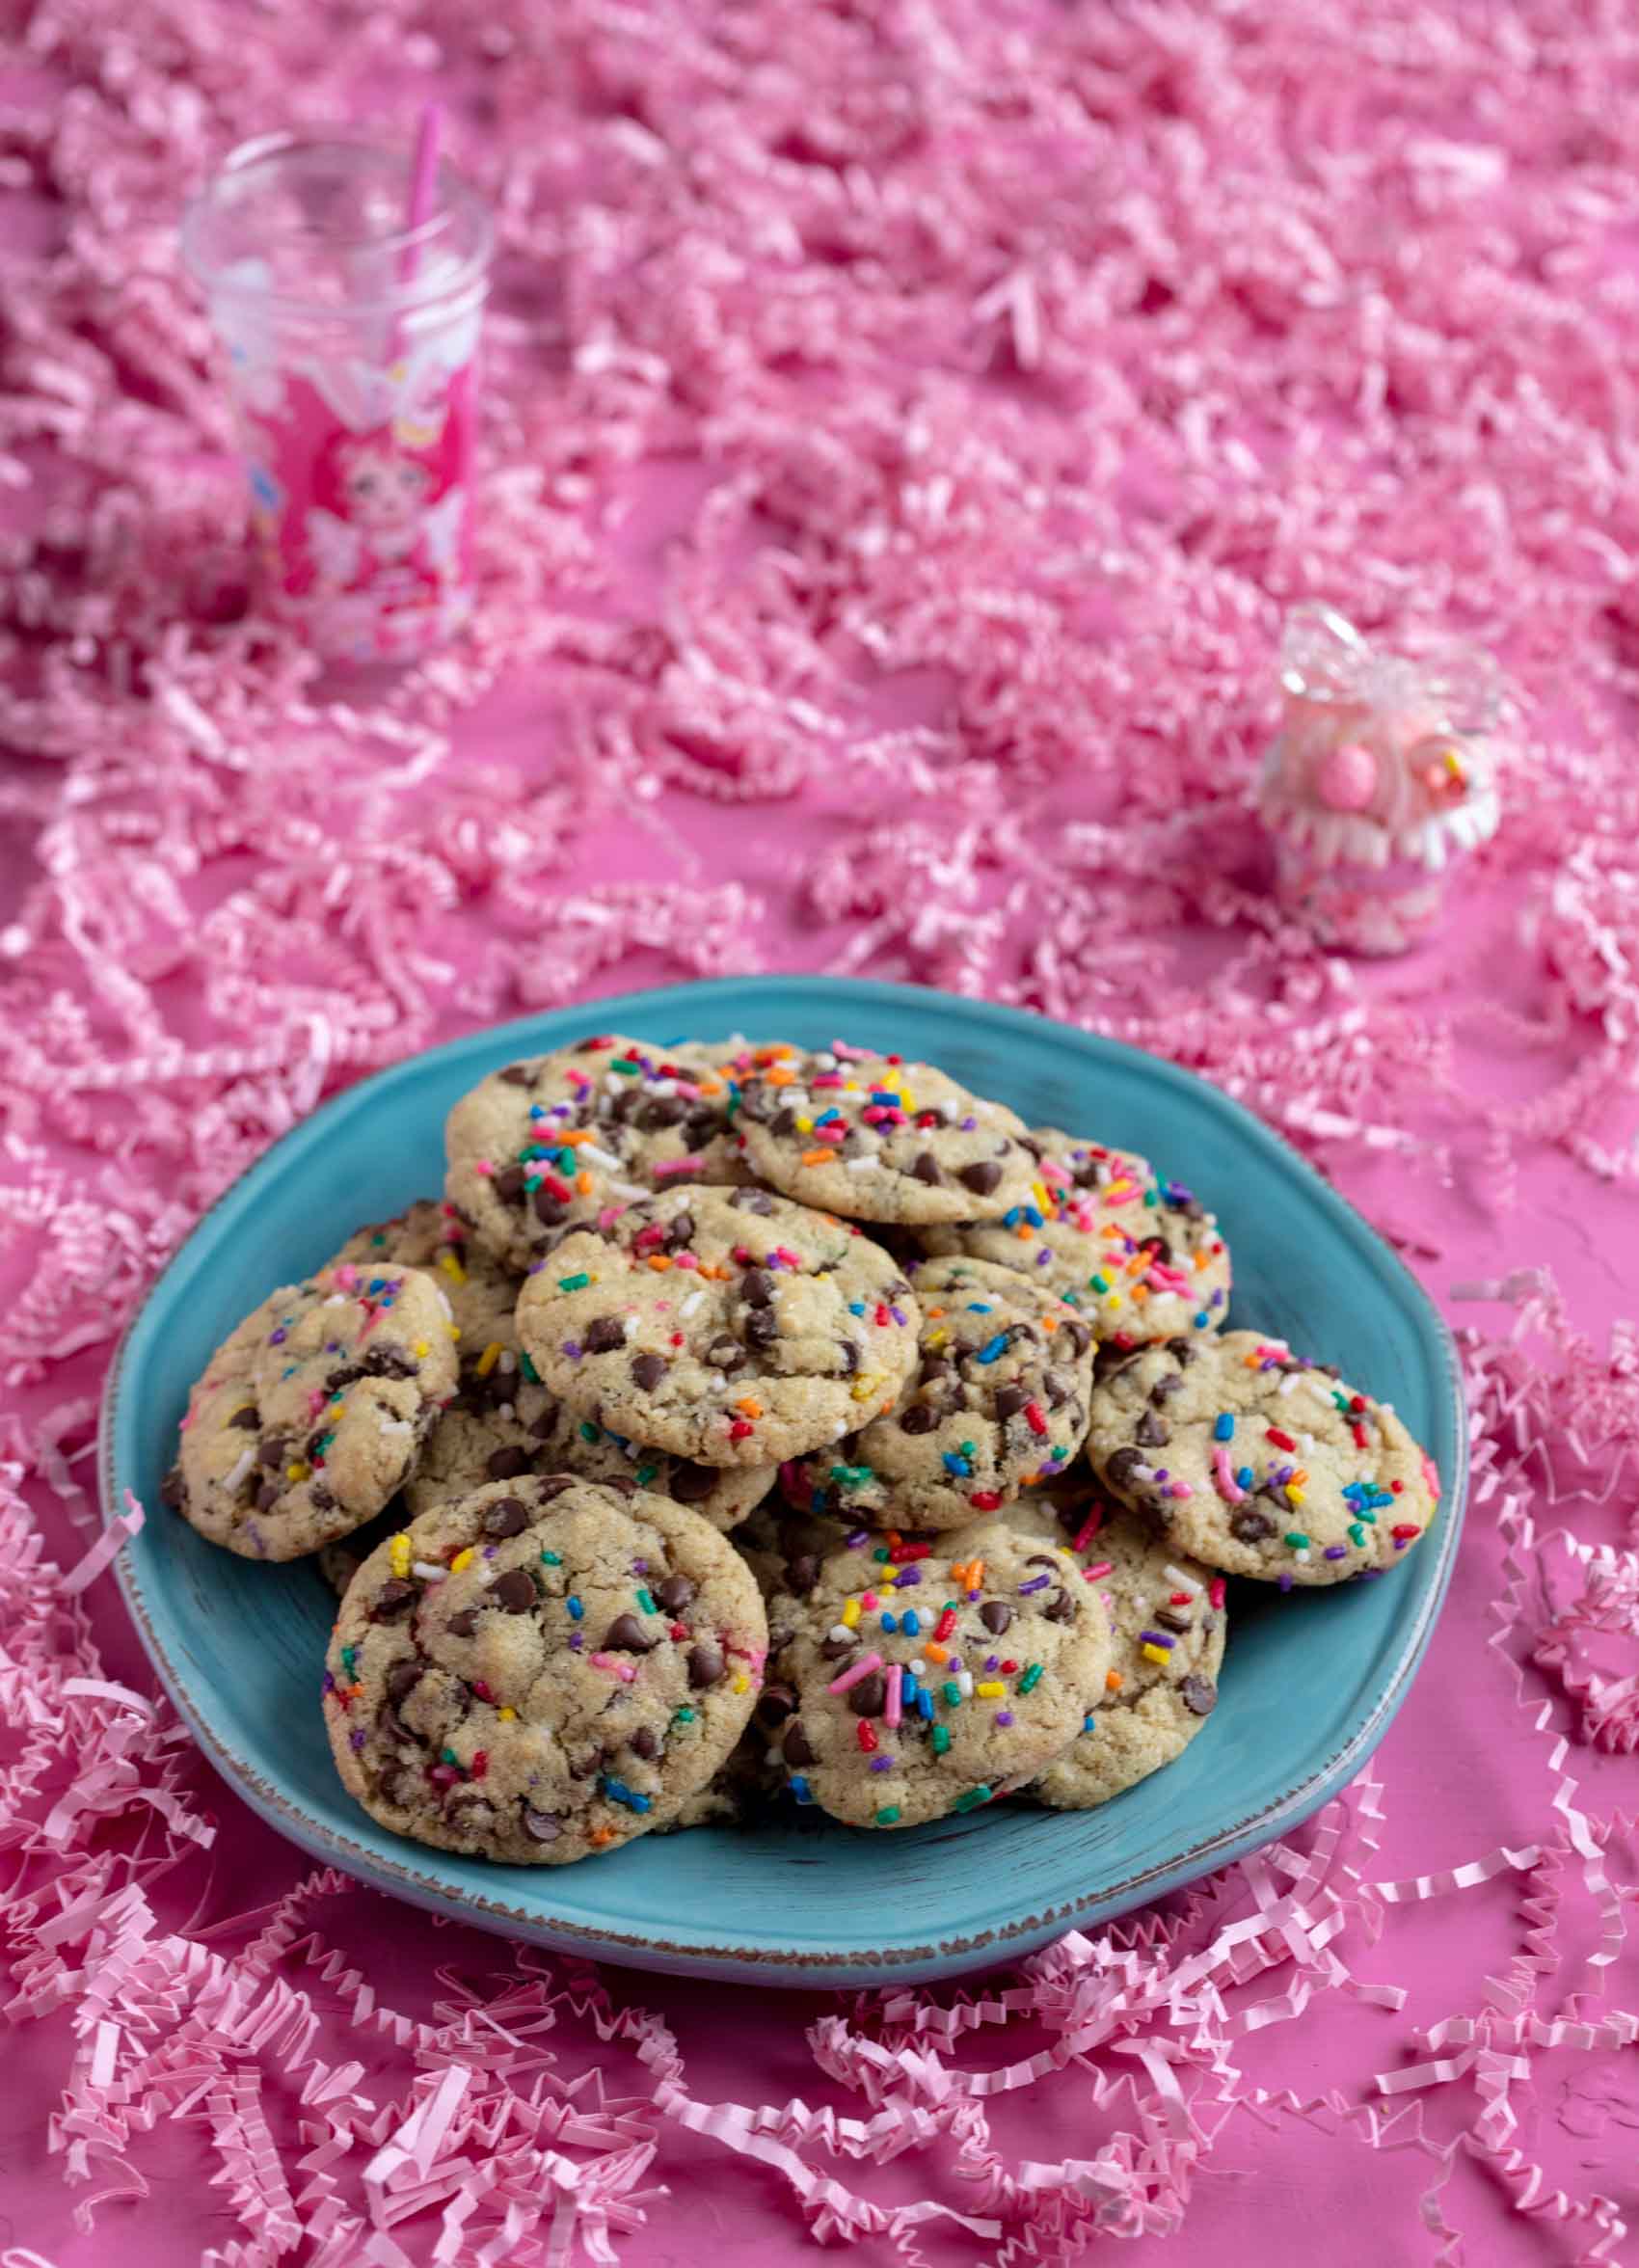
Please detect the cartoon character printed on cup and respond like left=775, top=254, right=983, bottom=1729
left=1259, top=605, right=1504, bottom=955
left=304, top=421, right=468, bottom=650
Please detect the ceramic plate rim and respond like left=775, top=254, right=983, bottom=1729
left=98, top=975, right=1467, bottom=1983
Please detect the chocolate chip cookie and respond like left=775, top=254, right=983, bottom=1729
left=1086, top=1329, right=1438, bottom=1584
left=444, top=1033, right=748, bottom=1274
left=323, top=1474, right=767, bottom=1862
left=514, top=1185, right=921, bottom=1466
left=166, top=1266, right=458, bottom=1560
left=918, top=1127, right=1231, bottom=1344
left=767, top=1518, right=1112, bottom=1827
left=732, top=1044, right=1037, bottom=1226
left=783, top=1254, right=1096, bottom=1530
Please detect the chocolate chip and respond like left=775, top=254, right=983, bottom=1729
left=656, top=1574, right=696, bottom=1610
left=1230, top=1507, right=1275, bottom=1542
left=706, top=1336, right=745, bottom=1371
left=605, top=1474, right=636, bottom=1498
left=498, top=1064, right=536, bottom=1086
left=377, top=1765, right=415, bottom=1804
left=770, top=1108, right=796, bottom=1138
left=1043, top=1370, right=1070, bottom=1409
left=1059, top=1320, right=1091, bottom=1357
left=486, top=1446, right=533, bottom=1483
left=787, top=1552, right=820, bottom=1595
left=756, top=1682, right=797, bottom=1725
left=523, top=1808, right=562, bottom=1843
left=1044, top=1588, right=1078, bottom=1624
left=228, top=1406, right=259, bottom=1430
left=631, top=1351, right=667, bottom=1390
left=663, top=1211, right=696, bottom=1252
left=1154, top=1606, right=1192, bottom=1633
left=1093, top=1342, right=1143, bottom=1382
left=489, top=1568, right=536, bottom=1613
left=362, top=1345, right=416, bottom=1380
left=258, top=1431, right=291, bottom=1469
left=957, top=1160, right=1003, bottom=1195
left=638, top=1094, right=687, bottom=1128
left=495, top=1166, right=526, bottom=1203
left=160, top=1465, right=186, bottom=1510
left=980, top=1601, right=1012, bottom=1634
left=387, top=1663, right=423, bottom=1705
left=783, top=1721, right=815, bottom=1768
left=820, top=1634, right=855, bottom=1660
left=534, top=1186, right=567, bottom=1228
left=900, top=1404, right=939, bottom=1435
left=584, top=1316, right=627, bottom=1354
left=255, top=1480, right=281, bottom=1511
left=605, top=1612, right=657, bottom=1652
left=994, top=1384, right=1030, bottom=1422
left=529, top=1409, right=560, bottom=1439
left=310, top=1483, right=336, bottom=1511
left=445, top=1609, right=478, bottom=1637
left=483, top=1494, right=529, bottom=1536
left=847, top=1671, right=887, bottom=1716
left=369, top=1579, right=417, bottom=1621
left=629, top=1725, right=658, bottom=1759
left=444, top=1794, right=497, bottom=1830
left=1165, top=1337, right=1197, bottom=1365
left=911, top=1152, right=942, bottom=1185
left=666, top=1464, right=714, bottom=1504
left=1104, top=1445, right=1148, bottom=1494
left=535, top=1474, right=576, bottom=1500
left=730, top=1187, right=774, bottom=1213
left=1151, top=1375, right=1185, bottom=1403
left=687, top=1642, right=725, bottom=1687
left=1135, top=1411, right=1169, bottom=1447
left=741, top=1268, right=773, bottom=1307
left=1180, top=1676, right=1217, bottom=1716
left=836, top=1338, right=859, bottom=1375
left=745, top=1308, right=779, bottom=1349
left=1139, top=1233, right=1173, bottom=1264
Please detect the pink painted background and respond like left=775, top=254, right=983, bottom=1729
left=4, top=1, right=1639, bottom=2261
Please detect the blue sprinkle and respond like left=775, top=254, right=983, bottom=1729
left=880, top=1610, right=898, bottom=1634
left=976, top=1334, right=1009, bottom=1365
left=567, top=1597, right=584, bottom=1621
left=1003, top=1206, right=1023, bottom=1228
left=1195, top=1312, right=1210, bottom=1327
left=1213, top=1414, right=1234, bottom=1441
left=789, top=1774, right=814, bottom=1804
left=847, top=1301, right=866, bottom=1315
left=1083, top=1712, right=1097, bottom=1732
left=602, top=1775, right=652, bottom=1814
left=916, top=1688, right=935, bottom=1720
left=964, top=1302, right=994, bottom=1313
left=1024, top=1206, right=1044, bottom=1228
left=814, top=1107, right=843, bottom=1125
left=900, top=1609, right=921, bottom=1636
left=1237, top=1466, right=1253, bottom=1489
left=942, top=1451, right=973, bottom=1476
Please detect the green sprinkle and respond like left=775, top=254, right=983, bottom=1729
left=1357, top=1505, right=1378, bottom=1523
left=1018, top=1662, right=1044, bottom=1694
left=636, top=1587, right=658, bottom=1615
left=1348, top=1524, right=1366, bottom=1547
left=930, top=1724, right=952, bottom=1755
left=959, top=1441, right=976, bottom=1458
left=609, top=1058, right=641, bottom=1076
left=1062, top=1289, right=1083, bottom=1306
left=558, top=1271, right=591, bottom=1292
left=875, top=1805, right=901, bottom=1825
left=578, top=1420, right=600, bottom=1443
left=873, top=1547, right=891, bottom=1563
left=635, top=1465, right=658, bottom=1487
left=942, top=1680, right=962, bottom=1707
left=556, top=1148, right=577, bottom=1173
left=521, top=1352, right=540, bottom=1383
left=340, top=1645, right=358, bottom=1680
left=1284, top=1531, right=1311, bottom=1549
left=441, top=1746, right=459, bottom=1767
left=1089, top=1274, right=1110, bottom=1293
left=952, top=1785, right=991, bottom=1814
left=541, top=1550, right=562, bottom=1565
left=831, top=1463, right=874, bottom=1486
left=670, top=1705, right=697, bottom=1728
left=1142, top=1188, right=1158, bottom=1206
left=369, top=1231, right=387, bottom=1248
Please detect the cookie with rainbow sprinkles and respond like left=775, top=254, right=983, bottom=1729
left=1085, top=1330, right=1437, bottom=1586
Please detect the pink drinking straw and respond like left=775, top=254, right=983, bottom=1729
left=398, top=101, right=444, bottom=286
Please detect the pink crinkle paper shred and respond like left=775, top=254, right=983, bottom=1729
left=4, top=0, right=1639, bottom=2260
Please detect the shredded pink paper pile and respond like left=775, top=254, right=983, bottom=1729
left=3, top=1, right=1639, bottom=2261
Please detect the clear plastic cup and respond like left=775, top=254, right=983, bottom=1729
left=182, top=131, right=493, bottom=664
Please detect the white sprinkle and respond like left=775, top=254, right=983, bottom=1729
left=1163, top=1564, right=1200, bottom=1595
left=610, top=1180, right=647, bottom=1201
left=378, top=1418, right=413, bottom=1438
left=223, top=1446, right=255, bottom=1492
left=434, top=1285, right=455, bottom=1321
left=846, top=1155, right=881, bottom=1173
left=812, top=1052, right=837, bottom=1069
left=956, top=1670, right=974, bottom=1697
left=322, top=1293, right=348, bottom=1308
left=908, top=1659, right=927, bottom=1678
left=680, top=1291, right=706, bottom=1317
left=1131, top=1462, right=1157, bottom=1483
left=581, top=1142, right=622, bottom=1172
left=604, top=1074, right=625, bottom=1096
left=498, top=1349, right=518, bottom=1374
left=827, top=1624, right=854, bottom=1644
left=413, top=1561, right=446, bottom=1581
left=497, top=1400, right=516, bottom=1422
left=1277, top=1372, right=1302, bottom=1396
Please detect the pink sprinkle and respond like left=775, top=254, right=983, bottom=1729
left=1146, top=1263, right=1193, bottom=1296
left=671, top=1251, right=700, bottom=1271
left=1210, top=1579, right=1227, bottom=1609
left=884, top=1662, right=902, bottom=1728
left=474, top=1159, right=494, bottom=1177
left=827, top=1650, right=884, bottom=1695
left=1212, top=1446, right=1246, bottom=1503
left=811, top=1073, right=846, bottom=1087
left=308, top=1389, right=328, bottom=1417
left=860, top=1591, right=878, bottom=1610
left=332, top=1262, right=359, bottom=1290
left=1168, top=1479, right=1194, bottom=1500
left=1070, top=1507, right=1105, bottom=1552
left=597, top=1206, right=626, bottom=1230
left=653, top=1155, right=707, bottom=1177
left=589, top=1652, right=637, bottom=1684
left=1081, top=1559, right=1114, bottom=1580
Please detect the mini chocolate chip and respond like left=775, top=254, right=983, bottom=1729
left=900, top=1404, right=939, bottom=1435
left=362, top=1345, right=416, bottom=1380
left=1043, top=1371, right=1070, bottom=1409
left=523, top=1808, right=562, bottom=1843
left=707, top=1336, right=745, bottom=1370
left=483, top=1495, right=529, bottom=1536
left=445, top=1609, right=478, bottom=1637
left=656, top=1574, right=696, bottom=1610
left=993, top=1384, right=1030, bottom=1421
left=490, top=1567, right=537, bottom=1613
left=498, top=1064, right=536, bottom=1086
left=745, top=1308, right=779, bottom=1349
left=666, top=1464, right=714, bottom=1504
left=665, top=1212, right=695, bottom=1252
left=730, top=1187, right=774, bottom=1213
left=756, top=1682, right=797, bottom=1725
left=258, top=1431, right=291, bottom=1470
left=788, top=1552, right=820, bottom=1595
left=534, top=1187, right=567, bottom=1227
left=1154, top=1606, right=1192, bottom=1633
left=741, top=1268, right=773, bottom=1307
left=387, top=1662, right=423, bottom=1705
left=1104, top=1445, right=1148, bottom=1494
left=1180, top=1676, right=1218, bottom=1716
left=629, top=1725, right=659, bottom=1759
left=310, top=1483, right=336, bottom=1511
left=369, top=1579, right=417, bottom=1622
left=584, top=1316, right=627, bottom=1354
left=160, top=1465, right=186, bottom=1510
left=958, top=1161, right=1002, bottom=1195
left=1151, top=1375, right=1185, bottom=1403
left=1165, top=1336, right=1197, bottom=1365
left=605, top=1612, right=658, bottom=1652
left=228, top=1406, right=259, bottom=1429
left=444, top=1794, right=497, bottom=1829
left=1059, top=1319, right=1091, bottom=1357
left=1044, top=1588, right=1078, bottom=1624
left=820, top=1634, right=855, bottom=1660
left=847, top=1671, right=887, bottom=1716
left=1230, top=1507, right=1275, bottom=1542
left=1135, top=1411, right=1169, bottom=1447
left=688, top=1641, right=725, bottom=1687
left=770, top=1108, right=797, bottom=1138
left=911, top=1152, right=942, bottom=1185
left=836, top=1338, right=859, bottom=1374
left=631, top=1351, right=667, bottom=1390
left=639, top=1094, right=688, bottom=1128
left=486, top=1447, right=533, bottom=1482
left=980, top=1601, right=1012, bottom=1634
left=495, top=1166, right=526, bottom=1203
left=535, top=1474, right=576, bottom=1500
left=783, top=1721, right=815, bottom=1768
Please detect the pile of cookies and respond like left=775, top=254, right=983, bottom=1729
left=162, top=1034, right=1441, bottom=1867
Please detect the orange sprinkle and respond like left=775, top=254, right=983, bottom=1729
left=588, top=1827, right=617, bottom=1849
left=1194, top=1250, right=1210, bottom=1270
left=764, top=1066, right=797, bottom=1086
left=646, top=1254, right=673, bottom=1271
left=755, top=1044, right=795, bottom=1062
left=924, top=1642, right=950, bottom=1665
left=557, top=1128, right=594, bottom=1146
left=966, top=1559, right=985, bottom=1589
left=1041, top=1311, right=1059, bottom=1331
left=927, top=1306, right=945, bottom=1319
left=1130, top=1283, right=1148, bottom=1304
left=1014, top=1223, right=1034, bottom=1240
left=735, top=1396, right=763, bottom=1418
left=800, top=1148, right=831, bottom=1166
left=576, top=1170, right=594, bottom=1195
left=1106, top=1669, right=1123, bottom=1692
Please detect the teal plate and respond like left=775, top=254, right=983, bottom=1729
left=100, top=977, right=1465, bottom=1988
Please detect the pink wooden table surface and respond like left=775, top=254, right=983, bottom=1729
left=5, top=2, right=1639, bottom=2263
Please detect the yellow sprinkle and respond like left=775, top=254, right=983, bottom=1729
left=1033, top=1181, right=1051, bottom=1212
left=475, top=1341, right=504, bottom=1377
left=286, top=1462, right=309, bottom=1482
left=1141, top=1643, right=1170, bottom=1666
left=1103, top=1293, right=1123, bottom=1310
left=731, top=1673, right=750, bottom=1693
left=976, top=1680, right=1006, bottom=1698
left=850, top=1377, right=879, bottom=1400
left=449, top=1325, right=462, bottom=1340
left=927, top=1328, right=949, bottom=1351
left=414, top=1339, right=430, bottom=1358
left=795, top=1116, right=814, bottom=1133
left=438, top=1251, right=468, bottom=1285
left=497, top=1706, right=517, bottom=1721
left=450, top=1548, right=475, bottom=1574
left=1287, top=1487, right=1305, bottom=1508
left=842, top=1598, right=861, bottom=1628
left=390, top=1534, right=411, bottom=1577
